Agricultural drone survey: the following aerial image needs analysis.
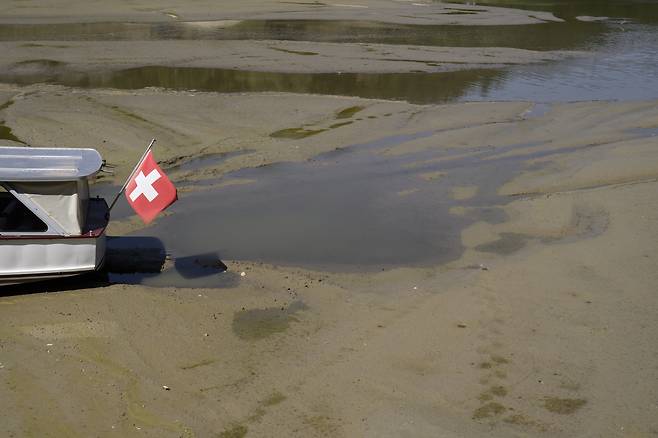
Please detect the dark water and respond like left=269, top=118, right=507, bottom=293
left=0, top=66, right=507, bottom=105
left=0, top=20, right=603, bottom=51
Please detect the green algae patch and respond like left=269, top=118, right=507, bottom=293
left=489, top=385, right=508, bottom=397
left=329, top=121, right=353, bottom=129
left=20, top=43, right=71, bottom=48
left=335, top=105, right=364, bottom=119
left=263, top=391, right=287, bottom=406
left=544, top=397, right=587, bottom=414
left=0, top=123, right=23, bottom=143
left=14, top=59, right=66, bottom=68
left=269, top=46, right=318, bottom=56
left=219, top=424, right=248, bottom=438
left=270, top=127, right=327, bottom=139
left=491, top=355, right=509, bottom=364
left=473, top=402, right=506, bottom=419
left=180, top=358, right=217, bottom=370
left=0, top=99, right=14, bottom=111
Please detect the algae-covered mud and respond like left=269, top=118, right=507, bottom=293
left=2, top=0, right=658, bottom=437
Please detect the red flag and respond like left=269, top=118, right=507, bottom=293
left=124, top=150, right=177, bottom=224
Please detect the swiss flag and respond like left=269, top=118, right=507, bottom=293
left=124, top=150, right=177, bottom=224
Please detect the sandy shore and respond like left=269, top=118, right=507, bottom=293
left=2, top=1, right=658, bottom=437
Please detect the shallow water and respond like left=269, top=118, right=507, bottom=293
left=450, top=0, right=658, bottom=23
left=132, top=133, right=596, bottom=272
left=462, top=23, right=658, bottom=102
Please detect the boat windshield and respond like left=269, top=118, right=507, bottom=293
left=0, top=186, right=47, bottom=232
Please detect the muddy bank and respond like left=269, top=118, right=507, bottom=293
left=0, top=0, right=560, bottom=25
left=0, top=40, right=581, bottom=75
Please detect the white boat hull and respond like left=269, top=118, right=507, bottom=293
left=0, top=234, right=106, bottom=285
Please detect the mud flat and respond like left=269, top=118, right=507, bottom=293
left=0, top=40, right=582, bottom=75
left=1, top=84, right=658, bottom=436
left=2, top=0, right=658, bottom=436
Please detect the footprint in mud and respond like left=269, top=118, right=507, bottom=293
left=543, top=204, right=609, bottom=244
left=219, top=391, right=288, bottom=437
left=473, top=353, right=511, bottom=421
left=543, top=397, right=587, bottom=415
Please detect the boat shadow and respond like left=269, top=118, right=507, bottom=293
left=0, top=236, right=237, bottom=295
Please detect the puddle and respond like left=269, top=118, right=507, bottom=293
left=129, top=132, right=614, bottom=272
left=117, top=130, right=628, bottom=274
left=0, top=66, right=507, bottom=105
left=0, top=20, right=604, bottom=51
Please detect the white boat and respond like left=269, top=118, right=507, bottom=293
left=0, top=146, right=108, bottom=285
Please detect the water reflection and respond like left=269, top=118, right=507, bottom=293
left=0, top=19, right=605, bottom=51
left=0, top=66, right=507, bottom=104
left=450, top=0, right=658, bottom=23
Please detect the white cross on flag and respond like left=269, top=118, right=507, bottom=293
left=124, top=150, right=177, bottom=224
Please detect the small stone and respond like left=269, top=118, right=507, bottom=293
left=457, top=323, right=467, bottom=328
left=240, top=272, right=246, bottom=277
left=162, top=385, right=170, bottom=391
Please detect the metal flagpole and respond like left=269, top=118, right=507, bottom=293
left=108, top=138, right=156, bottom=212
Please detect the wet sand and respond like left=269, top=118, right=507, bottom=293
left=2, top=2, right=658, bottom=438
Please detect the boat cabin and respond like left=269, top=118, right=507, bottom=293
left=0, top=146, right=109, bottom=285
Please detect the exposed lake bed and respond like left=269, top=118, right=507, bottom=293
left=1, top=0, right=658, bottom=437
